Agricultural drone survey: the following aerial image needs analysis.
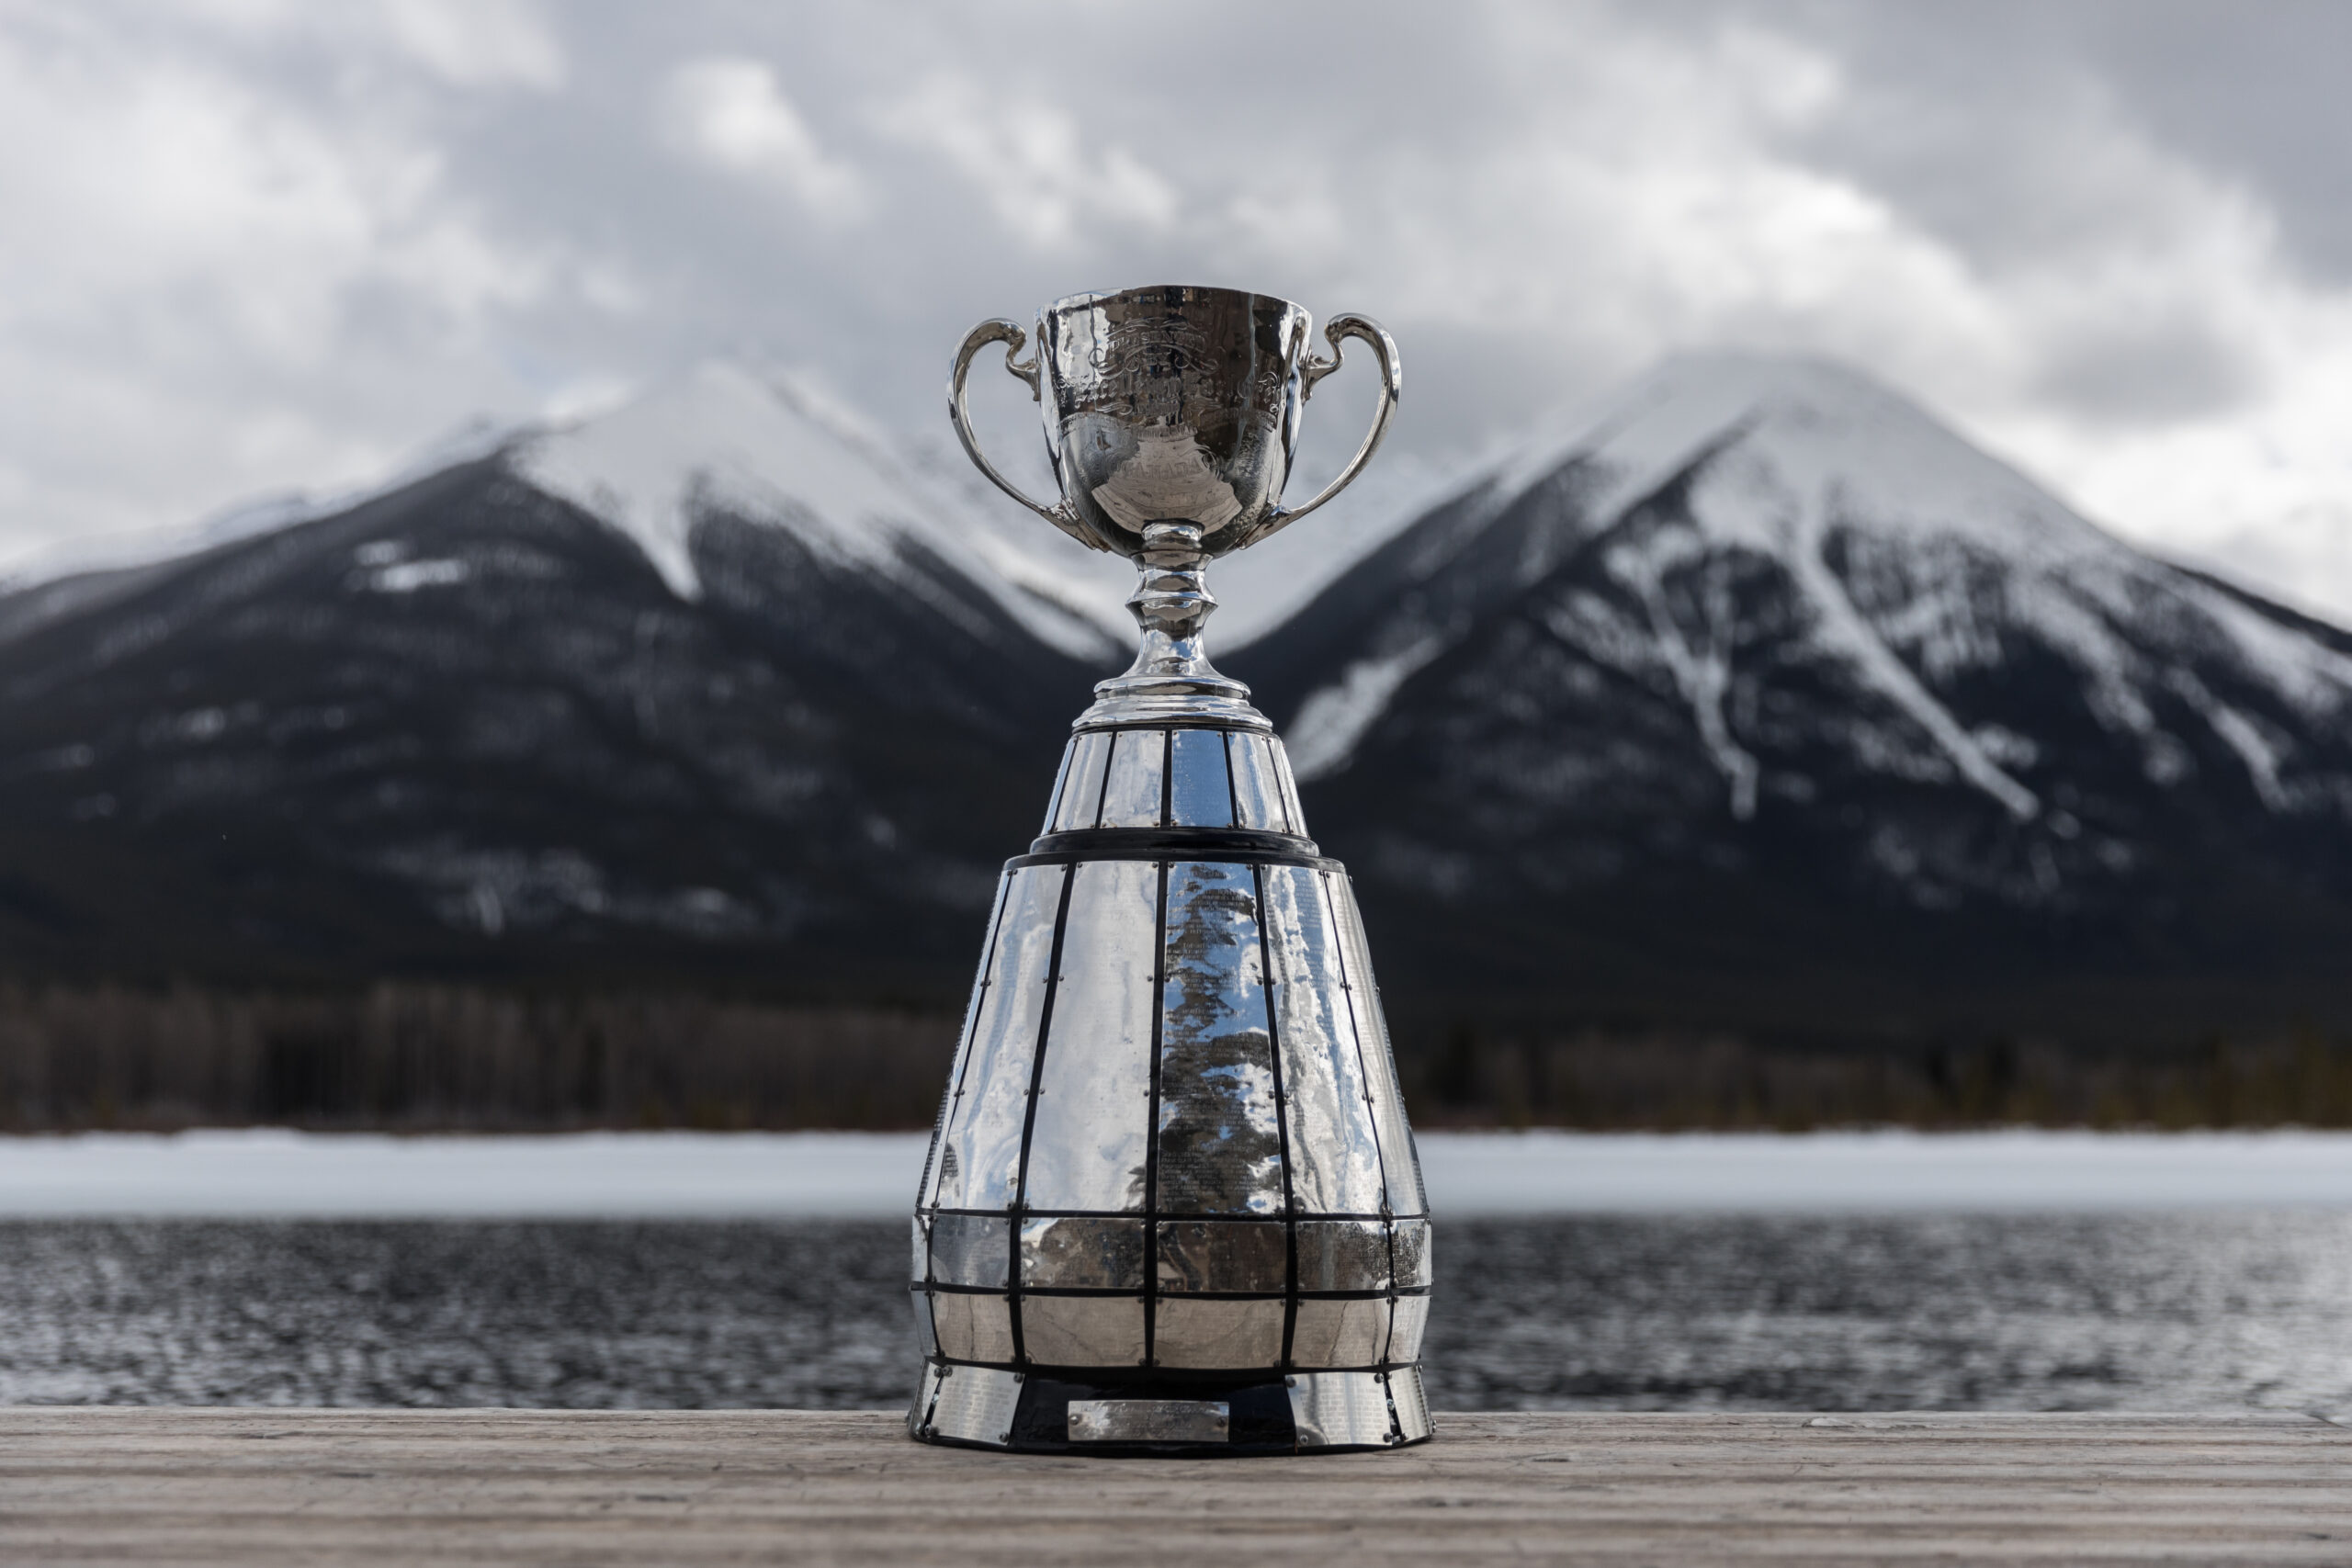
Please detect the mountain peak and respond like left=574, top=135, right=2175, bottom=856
left=1496, top=351, right=2117, bottom=572
left=1268, top=346, right=2352, bottom=857
left=509, top=361, right=1120, bottom=659
left=512, top=361, right=936, bottom=600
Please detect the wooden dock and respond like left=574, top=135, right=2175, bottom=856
left=4, top=1409, right=2347, bottom=1564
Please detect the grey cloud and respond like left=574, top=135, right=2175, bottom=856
left=3, top=0, right=2350, bottom=621
left=2046, top=0, right=2352, bottom=283
left=2033, top=317, right=2262, bottom=425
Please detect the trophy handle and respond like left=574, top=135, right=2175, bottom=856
left=949, top=319, right=1102, bottom=551
left=1260, top=312, right=1403, bottom=542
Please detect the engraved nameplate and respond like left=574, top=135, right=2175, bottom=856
left=1066, top=1399, right=1231, bottom=1443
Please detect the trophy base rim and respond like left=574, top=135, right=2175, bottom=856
left=1073, top=694, right=1272, bottom=732
left=1076, top=670, right=1268, bottom=732
left=906, top=1363, right=1433, bottom=1457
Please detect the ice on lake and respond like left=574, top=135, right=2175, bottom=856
left=2, top=1128, right=2350, bottom=1217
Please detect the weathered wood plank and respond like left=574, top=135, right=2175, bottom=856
left=2, top=1409, right=2346, bottom=1565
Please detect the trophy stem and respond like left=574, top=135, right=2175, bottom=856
left=1076, top=523, right=1268, bottom=731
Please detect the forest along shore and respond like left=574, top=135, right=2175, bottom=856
left=2, top=980, right=2350, bottom=1133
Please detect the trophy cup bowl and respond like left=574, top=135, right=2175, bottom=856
left=911, top=284, right=1429, bottom=1457
left=951, top=284, right=1400, bottom=562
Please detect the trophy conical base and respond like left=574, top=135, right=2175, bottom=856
left=907, top=525, right=1430, bottom=1461
left=1073, top=673, right=1267, bottom=732
left=906, top=706, right=1434, bottom=1460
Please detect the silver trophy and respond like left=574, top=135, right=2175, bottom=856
left=908, top=285, right=1429, bottom=1455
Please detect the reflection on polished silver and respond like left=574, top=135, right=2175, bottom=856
left=1295, top=1219, right=1392, bottom=1292
left=1023, top=861, right=1155, bottom=1213
left=1394, top=1217, right=1435, bottom=1288
left=926, top=1213, right=1010, bottom=1288
left=1154, top=1296, right=1285, bottom=1369
left=1169, top=728, right=1234, bottom=828
left=1287, top=1371, right=1404, bottom=1450
left=1291, top=1296, right=1390, bottom=1369
left=1021, top=1215, right=1147, bottom=1289
left=910, top=1362, right=1023, bottom=1448
left=927, top=1291, right=1015, bottom=1364
left=916, top=284, right=1426, bottom=1456
left=1157, top=1220, right=1287, bottom=1293
left=1021, top=1294, right=1147, bottom=1368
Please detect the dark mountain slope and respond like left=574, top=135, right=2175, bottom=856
left=1236, top=355, right=2352, bottom=1046
left=0, top=455, right=1100, bottom=995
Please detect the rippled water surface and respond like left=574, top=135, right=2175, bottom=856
left=3, top=1214, right=2347, bottom=1411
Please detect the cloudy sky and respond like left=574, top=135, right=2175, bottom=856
left=6, top=0, right=2352, bottom=618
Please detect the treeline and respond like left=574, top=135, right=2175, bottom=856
left=3, top=981, right=2350, bottom=1132
left=1401, top=1025, right=2352, bottom=1131
left=0, top=982, right=957, bottom=1132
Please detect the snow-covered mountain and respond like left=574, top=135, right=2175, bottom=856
left=512, top=363, right=1125, bottom=659
left=0, top=367, right=1114, bottom=989
left=3, top=350, right=2348, bottom=1043
left=0, top=364, right=1128, bottom=661
left=1237, top=355, right=2352, bottom=1040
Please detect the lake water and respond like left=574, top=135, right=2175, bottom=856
left=5, top=1212, right=2348, bottom=1413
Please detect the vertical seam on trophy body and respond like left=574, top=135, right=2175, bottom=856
left=1219, top=729, right=1242, bottom=829
left=1158, top=728, right=1173, bottom=829
left=1047, top=736, right=1079, bottom=833
left=1253, top=859, right=1299, bottom=1373
left=1283, top=735, right=1306, bottom=836
left=1142, top=857, right=1169, bottom=1369
left=1090, top=732, right=1117, bottom=829
left=1041, top=739, right=1074, bottom=837
left=1274, top=737, right=1296, bottom=836
left=1380, top=1214, right=1399, bottom=1372
left=1007, top=862, right=1078, bottom=1371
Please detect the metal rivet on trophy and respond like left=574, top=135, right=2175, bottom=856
left=908, top=285, right=1430, bottom=1455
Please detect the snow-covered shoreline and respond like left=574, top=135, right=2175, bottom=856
left=2, top=1129, right=2349, bottom=1218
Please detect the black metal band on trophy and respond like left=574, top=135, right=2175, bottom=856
left=906, top=285, right=1431, bottom=1455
